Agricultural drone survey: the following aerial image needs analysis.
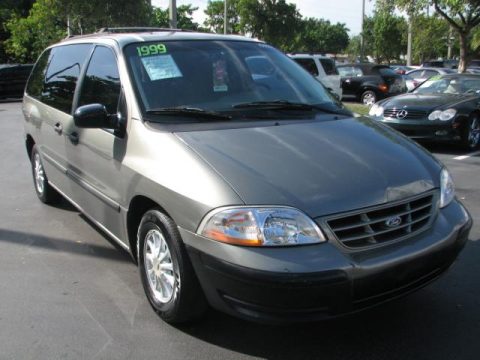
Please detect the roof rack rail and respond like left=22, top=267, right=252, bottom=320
left=96, top=27, right=193, bottom=34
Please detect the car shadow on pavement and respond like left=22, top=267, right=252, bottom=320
left=175, top=237, right=480, bottom=359
left=0, top=228, right=131, bottom=263
left=174, top=286, right=479, bottom=359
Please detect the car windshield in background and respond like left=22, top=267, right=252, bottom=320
left=413, top=76, right=480, bottom=95
left=124, top=40, right=338, bottom=120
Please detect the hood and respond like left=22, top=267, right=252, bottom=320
left=379, top=92, right=473, bottom=110
left=175, top=117, right=441, bottom=218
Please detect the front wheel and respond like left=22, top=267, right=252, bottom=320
left=461, top=116, right=480, bottom=150
left=361, top=90, right=377, bottom=106
left=138, top=209, right=207, bottom=323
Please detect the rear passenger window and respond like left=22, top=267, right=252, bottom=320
left=319, top=59, right=338, bottom=75
left=293, top=58, right=319, bottom=76
left=78, top=46, right=121, bottom=114
left=42, top=44, right=92, bottom=113
left=26, top=49, right=51, bottom=98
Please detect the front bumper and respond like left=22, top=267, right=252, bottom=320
left=180, top=200, right=472, bottom=323
left=376, top=118, right=460, bottom=141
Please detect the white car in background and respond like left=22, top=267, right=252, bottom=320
left=289, top=54, right=343, bottom=99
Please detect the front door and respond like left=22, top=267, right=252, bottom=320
left=65, top=45, right=127, bottom=244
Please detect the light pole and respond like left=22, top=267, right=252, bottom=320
left=224, top=0, right=228, bottom=34
left=169, top=0, right=177, bottom=29
left=360, top=0, right=365, bottom=62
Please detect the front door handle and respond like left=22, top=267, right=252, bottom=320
left=69, top=132, right=79, bottom=145
left=53, top=123, right=63, bottom=135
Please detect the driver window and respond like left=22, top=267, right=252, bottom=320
left=78, top=46, right=121, bottom=114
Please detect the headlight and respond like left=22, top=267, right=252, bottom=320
left=439, top=108, right=457, bottom=121
left=428, top=110, right=442, bottom=120
left=440, top=168, right=455, bottom=208
left=369, top=104, right=384, bottom=117
left=197, top=207, right=326, bottom=246
left=428, top=109, right=457, bottom=121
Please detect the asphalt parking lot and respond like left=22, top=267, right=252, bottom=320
left=1, top=101, right=479, bottom=360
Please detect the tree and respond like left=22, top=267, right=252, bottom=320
left=412, top=14, right=456, bottom=64
left=204, top=0, right=241, bottom=34
left=380, top=0, right=480, bottom=72
left=295, top=18, right=349, bottom=55
left=5, top=0, right=152, bottom=62
left=151, top=4, right=200, bottom=30
left=432, top=0, right=480, bottom=72
left=5, top=0, right=65, bottom=62
left=0, top=0, right=35, bottom=62
left=372, top=11, right=407, bottom=63
left=238, top=0, right=302, bottom=52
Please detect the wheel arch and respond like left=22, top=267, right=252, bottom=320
left=25, top=134, right=35, bottom=158
left=126, top=195, right=172, bottom=263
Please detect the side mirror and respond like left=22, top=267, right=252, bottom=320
left=326, top=87, right=341, bottom=101
left=74, top=104, right=116, bottom=129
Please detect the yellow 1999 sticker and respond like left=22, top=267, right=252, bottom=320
left=136, top=44, right=167, bottom=57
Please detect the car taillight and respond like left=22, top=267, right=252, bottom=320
left=379, top=84, right=388, bottom=92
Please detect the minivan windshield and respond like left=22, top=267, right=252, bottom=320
left=124, top=40, right=341, bottom=120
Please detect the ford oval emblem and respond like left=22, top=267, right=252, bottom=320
left=385, top=216, right=402, bottom=228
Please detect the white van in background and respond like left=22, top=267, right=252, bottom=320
left=289, top=54, right=343, bottom=99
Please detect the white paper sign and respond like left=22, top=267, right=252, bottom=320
left=141, top=55, right=183, bottom=81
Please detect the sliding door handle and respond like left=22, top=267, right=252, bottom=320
left=53, top=123, right=63, bottom=135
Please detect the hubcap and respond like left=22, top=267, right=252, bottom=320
left=363, top=93, right=375, bottom=106
left=33, top=153, right=45, bottom=194
left=143, top=229, right=178, bottom=303
left=468, top=118, right=480, bottom=147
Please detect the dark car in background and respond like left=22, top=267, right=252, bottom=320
left=369, top=74, right=480, bottom=150
left=405, top=67, right=456, bottom=90
left=337, top=63, right=406, bottom=105
left=0, top=64, right=33, bottom=99
left=422, top=60, right=458, bottom=69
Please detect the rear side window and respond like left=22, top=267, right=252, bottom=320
left=78, top=46, right=121, bottom=114
left=293, top=58, right=319, bottom=76
left=338, top=66, right=363, bottom=77
left=26, top=49, right=51, bottom=98
left=376, top=67, right=397, bottom=76
left=319, top=58, right=338, bottom=75
left=42, top=44, right=92, bottom=113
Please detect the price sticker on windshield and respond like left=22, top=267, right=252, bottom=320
left=136, top=44, right=167, bottom=57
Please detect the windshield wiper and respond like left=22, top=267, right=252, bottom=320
left=146, top=107, right=232, bottom=121
left=232, top=100, right=349, bottom=115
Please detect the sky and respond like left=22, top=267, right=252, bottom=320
left=151, top=0, right=376, bottom=35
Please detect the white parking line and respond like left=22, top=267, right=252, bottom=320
left=454, top=150, right=480, bottom=160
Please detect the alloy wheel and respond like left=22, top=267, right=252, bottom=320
left=143, top=229, right=178, bottom=303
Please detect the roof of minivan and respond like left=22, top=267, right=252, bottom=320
left=59, top=30, right=260, bottom=48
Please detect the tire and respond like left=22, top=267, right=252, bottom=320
left=137, top=209, right=207, bottom=323
left=30, top=145, right=61, bottom=204
left=361, top=90, right=377, bottom=106
left=461, top=115, right=480, bottom=150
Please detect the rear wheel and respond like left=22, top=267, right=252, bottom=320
left=361, top=90, right=377, bottom=106
left=30, top=145, right=61, bottom=204
left=138, top=209, right=207, bottom=323
left=461, top=116, right=480, bottom=150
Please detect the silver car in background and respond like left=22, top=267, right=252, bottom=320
left=23, top=29, right=472, bottom=324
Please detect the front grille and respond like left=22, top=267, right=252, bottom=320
left=384, top=108, right=427, bottom=120
left=323, top=191, right=437, bottom=249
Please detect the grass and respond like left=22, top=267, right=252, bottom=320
left=344, top=102, right=370, bottom=116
